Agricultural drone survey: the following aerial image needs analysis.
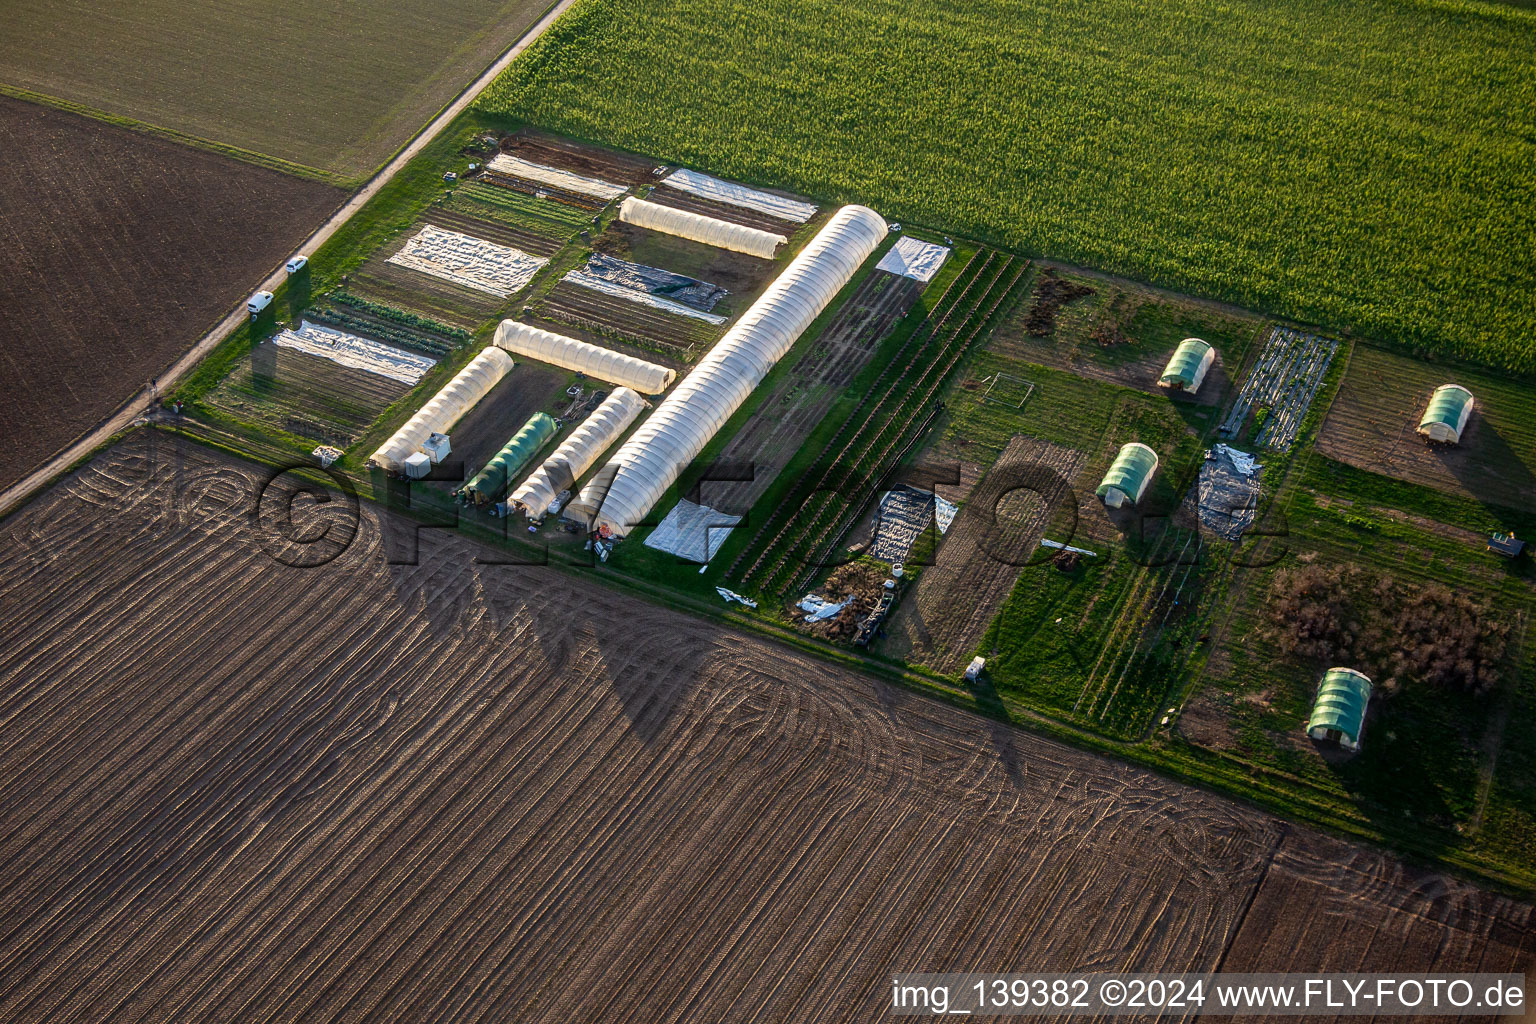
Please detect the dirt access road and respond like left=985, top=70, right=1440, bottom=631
left=0, top=0, right=575, bottom=523
left=0, top=433, right=1529, bottom=1023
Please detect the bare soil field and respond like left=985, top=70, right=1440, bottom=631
left=536, top=281, right=718, bottom=358
left=989, top=265, right=1264, bottom=409
left=0, top=433, right=1529, bottom=1022
left=0, top=96, right=342, bottom=492
left=881, top=435, right=1084, bottom=674
left=1222, top=829, right=1536, bottom=1022
left=437, top=362, right=568, bottom=484
left=1316, top=344, right=1536, bottom=510
left=0, top=0, right=554, bottom=177
left=204, top=343, right=411, bottom=448
left=505, top=129, right=658, bottom=185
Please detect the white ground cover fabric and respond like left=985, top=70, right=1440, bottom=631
left=563, top=270, right=728, bottom=325
left=642, top=498, right=741, bottom=563
left=662, top=168, right=817, bottom=223
left=388, top=224, right=548, bottom=298
left=567, top=205, right=887, bottom=537
left=488, top=154, right=627, bottom=199
left=876, top=236, right=951, bottom=283
left=273, top=320, right=437, bottom=385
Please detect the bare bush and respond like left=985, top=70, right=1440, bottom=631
left=1261, top=564, right=1506, bottom=695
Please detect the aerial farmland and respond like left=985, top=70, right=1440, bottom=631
left=0, top=96, right=342, bottom=491
left=1, top=0, right=1534, bottom=1017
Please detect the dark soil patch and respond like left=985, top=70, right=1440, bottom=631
left=1024, top=268, right=1096, bottom=336
left=0, top=95, right=342, bottom=490
left=429, top=362, right=568, bottom=493
left=506, top=129, right=658, bottom=185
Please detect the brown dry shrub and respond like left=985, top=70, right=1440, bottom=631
left=1260, top=564, right=1506, bottom=694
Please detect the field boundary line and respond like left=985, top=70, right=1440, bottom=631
left=0, top=0, right=578, bottom=524
left=0, top=84, right=353, bottom=188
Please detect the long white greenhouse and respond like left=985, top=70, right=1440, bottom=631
left=509, top=387, right=647, bottom=519
left=567, top=204, right=888, bottom=536
left=493, top=321, right=675, bottom=395
left=618, top=196, right=787, bottom=260
left=370, top=347, right=514, bottom=472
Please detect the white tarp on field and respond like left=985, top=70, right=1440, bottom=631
left=563, top=270, right=728, bottom=325
left=488, top=154, right=627, bottom=199
left=642, top=498, right=741, bottom=563
left=662, top=168, right=818, bottom=223
left=273, top=320, right=436, bottom=385
left=876, top=236, right=951, bottom=283
left=388, top=224, right=548, bottom=298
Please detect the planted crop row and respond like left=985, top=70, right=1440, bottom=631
left=455, top=182, right=594, bottom=227
left=786, top=258, right=1030, bottom=596
left=733, top=252, right=1031, bottom=598
left=328, top=291, right=470, bottom=342
left=305, top=307, right=456, bottom=358
left=480, top=0, right=1536, bottom=373
left=729, top=252, right=994, bottom=589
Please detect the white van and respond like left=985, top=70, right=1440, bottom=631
left=247, top=291, right=274, bottom=315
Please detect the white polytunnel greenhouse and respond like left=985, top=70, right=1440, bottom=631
left=618, top=196, right=788, bottom=260
left=370, top=347, right=514, bottom=472
left=566, top=204, right=888, bottom=536
left=509, top=387, right=647, bottom=519
left=493, top=320, right=676, bottom=395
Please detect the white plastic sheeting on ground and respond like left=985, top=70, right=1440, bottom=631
left=567, top=205, right=888, bottom=537
left=935, top=493, right=959, bottom=533
left=274, top=320, right=436, bottom=385
left=509, top=387, right=646, bottom=519
left=563, top=270, right=727, bottom=324
left=1040, top=538, right=1099, bottom=558
left=488, top=154, right=626, bottom=199
left=579, top=253, right=726, bottom=311
left=662, top=168, right=817, bottom=223
left=388, top=224, right=547, bottom=298
left=716, top=587, right=757, bottom=609
left=370, top=347, right=513, bottom=472
left=798, top=594, right=850, bottom=622
left=493, top=321, right=675, bottom=394
left=1215, top=443, right=1259, bottom=477
left=876, top=236, right=951, bottom=283
left=619, top=197, right=786, bottom=260
left=641, top=498, right=741, bottom=563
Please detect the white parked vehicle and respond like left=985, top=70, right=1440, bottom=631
left=285, top=254, right=309, bottom=274
left=247, top=291, right=274, bottom=315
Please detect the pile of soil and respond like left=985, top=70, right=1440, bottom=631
left=1053, top=549, right=1082, bottom=572
left=792, top=561, right=892, bottom=642
left=1092, top=323, right=1134, bottom=347
left=1024, top=269, right=1096, bottom=336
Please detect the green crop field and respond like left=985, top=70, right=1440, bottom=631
left=480, top=0, right=1536, bottom=372
left=0, top=0, right=553, bottom=180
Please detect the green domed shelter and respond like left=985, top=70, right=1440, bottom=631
left=1158, top=338, right=1214, bottom=393
left=1307, top=667, right=1373, bottom=752
left=463, top=412, right=557, bottom=505
left=1417, top=384, right=1474, bottom=444
left=1095, top=442, right=1159, bottom=509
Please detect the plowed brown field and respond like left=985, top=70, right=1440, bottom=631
left=0, top=432, right=1530, bottom=1023
left=882, top=435, right=1084, bottom=674
left=0, top=96, right=342, bottom=492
